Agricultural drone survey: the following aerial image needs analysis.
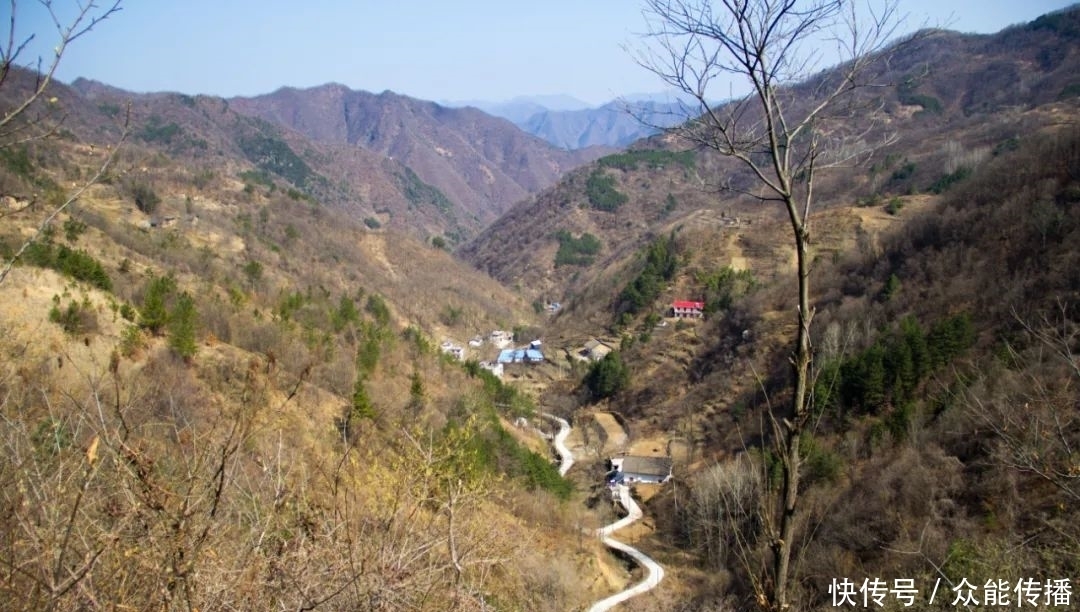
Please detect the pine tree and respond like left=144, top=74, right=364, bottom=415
left=167, top=291, right=198, bottom=360
left=409, top=370, right=425, bottom=412
left=140, top=274, right=176, bottom=335
left=351, top=377, right=376, bottom=421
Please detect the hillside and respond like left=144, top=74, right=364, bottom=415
left=63, top=77, right=514, bottom=245
left=228, top=84, right=610, bottom=228
left=3, top=6, right=1080, bottom=612
left=0, top=64, right=631, bottom=611
left=461, top=9, right=1080, bottom=610
left=462, top=14, right=1080, bottom=312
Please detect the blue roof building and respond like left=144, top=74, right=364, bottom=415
left=496, top=348, right=545, bottom=364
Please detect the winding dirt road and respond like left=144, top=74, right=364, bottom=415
left=539, top=414, right=664, bottom=611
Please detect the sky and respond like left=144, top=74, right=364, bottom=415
left=6, top=0, right=1076, bottom=106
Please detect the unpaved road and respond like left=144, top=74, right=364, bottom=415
left=539, top=413, right=664, bottom=611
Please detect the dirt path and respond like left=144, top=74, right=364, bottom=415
left=538, top=414, right=664, bottom=611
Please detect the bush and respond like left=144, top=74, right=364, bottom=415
left=819, top=313, right=975, bottom=418
left=49, top=297, right=97, bottom=335
left=699, top=266, right=755, bottom=314
left=119, top=324, right=145, bottom=357
left=128, top=181, right=161, bottom=215
left=464, top=419, right=571, bottom=499
left=365, top=294, right=391, bottom=327
left=898, top=79, right=943, bottom=115
left=928, top=167, right=972, bottom=194
left=585, top=170, right=628, bottom=211
left=351, top=377, right=377, bottom=421
left=331, top=295, right=360, bottom=332
left=119, top=302, right=137, bottom=322
left=889, top=160, right=916, bottom=182
left=63, top=217, right=87, bottom=242
left=23, top=242, right=112, bottom=292
left=242, top=260, right=263, bottom=290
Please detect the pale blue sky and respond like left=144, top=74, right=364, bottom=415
left=7, top=1, right=1076, bottom=105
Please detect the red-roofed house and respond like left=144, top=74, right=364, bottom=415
left=672, top=300, right=705, bottom=319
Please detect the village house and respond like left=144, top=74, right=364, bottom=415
left=489, top=330, right=513, bottom=349
left=478, top=361, right=504, bottom=378
left=578, top=338, right=614, bottom=362
left=439, top=341, right=465, bottom=361
left=496, top=347, right=544, bottom=364
left=607, top=456, right=673, bottom=485
left=672, top=300, right=706, bottom=319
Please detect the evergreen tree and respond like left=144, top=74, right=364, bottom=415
left=409, top=370, right=424, bottom=406
left=351, top=377, right=376, bottom=421
left=167, top=291, right=198, bottom=360
left=584, top=352, right=629, bottom=400
left=901, top=316, right=931, bottom=381
left=331, top=294, right=360, bottom=331
left=140, top=274, right=176, bottom=335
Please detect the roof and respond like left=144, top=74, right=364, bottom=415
left=615, top=456, right=673, bottom=477
left=673, top=300, right=705, bottom=309
left=496, top=348, right=545, bottom=364
left=584, top=338, right=613, bottom=351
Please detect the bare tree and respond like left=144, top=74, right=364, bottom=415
left=636, top=1, right=904, bottom=609
left=0, top=0, right=124, bottom=287
left=970, top=305, right=1080, bottom=504
left=1, top=0, right=121, bottom=136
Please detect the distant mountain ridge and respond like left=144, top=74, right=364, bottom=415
left=64, top=77, right=489, bottom=243
left=448, top=91, right=703, bottom=149
left=228, top=84, right=608, bottom=228
left=520, top=99, right=693, bottom=149
left=445, top=94, right=593, bottom=123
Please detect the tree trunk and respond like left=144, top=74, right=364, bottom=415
left=772, top=220, right=812, bottom=611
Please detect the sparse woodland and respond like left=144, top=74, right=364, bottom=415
left=2, top=2, right=1080, bottom=611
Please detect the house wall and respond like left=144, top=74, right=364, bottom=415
left=622, top=472, right=669, bottom=484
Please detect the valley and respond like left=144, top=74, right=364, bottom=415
left=2, top=3, right=1080, bottom=611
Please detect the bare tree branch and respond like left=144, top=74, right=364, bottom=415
left=0, top=0, right=122, bottom=136
left=634, top=1, right=905, bottom=609
left=0, top=1, right=125, bottom=288
left=0, top=106, right=128, bottom=285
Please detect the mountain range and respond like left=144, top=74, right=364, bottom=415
left=445, top=91, right=706, bottom=149
left=2, top=5, right=1080, bottom=611
left=229, top=85, right=609, bottom=229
